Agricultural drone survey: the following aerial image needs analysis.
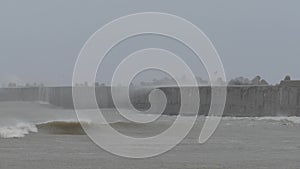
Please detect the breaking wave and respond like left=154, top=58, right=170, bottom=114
left=1, top=116, right=300, bottom=139
left=0, top=123, right=38, bottom=138
left=0, top=120, right=134, bottom=138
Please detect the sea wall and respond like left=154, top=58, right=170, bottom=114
left=0, top=87, right=41, bottom=102
left=0, top=84, right=299, bottom=116
left=153, top=86, right=283, bottom=116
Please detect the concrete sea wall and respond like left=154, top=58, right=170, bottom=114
left=0, top=84, right=299, bottom=116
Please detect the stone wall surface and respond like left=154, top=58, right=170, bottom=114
left=0, top=84, right=299, bottom=116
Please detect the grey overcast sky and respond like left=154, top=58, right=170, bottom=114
left=0, top=0, right=299, bottom=86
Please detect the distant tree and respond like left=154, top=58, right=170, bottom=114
left=251, top=76, right=261, bottom=85
left=228, top=77, right=252, bottom=85
left=260, top=79, right=269, bottom=85
left=196, top=76, right=208, bottom=85
left=8, top=82, right=17, bottom=87
left=216, top=77, right=226, bottom=85
left=284, top=75, right=291, bottom=81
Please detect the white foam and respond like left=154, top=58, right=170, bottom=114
left=256, top=116, right=300, bottom=124
left=0, top=123, right=38, bottom=138
left=222, top=116, right=300, bottom=124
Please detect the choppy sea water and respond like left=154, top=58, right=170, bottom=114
left=1, top=101, right=300, bottom=139
left=1, top=102, right=300, bottom=169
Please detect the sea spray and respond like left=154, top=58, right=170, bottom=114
left=0, top=123, right=38, bottom=138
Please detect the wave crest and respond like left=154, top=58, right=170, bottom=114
left=1, top=116, right=299, bottom=139
left=36, top=121, right=87, bottom=135
left=0, top=123, right=38, bottom=138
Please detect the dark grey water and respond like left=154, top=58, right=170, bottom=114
left=1, top=102, right=300, bottom=169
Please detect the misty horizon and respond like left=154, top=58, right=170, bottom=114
left=1, top=1, right=300, bottom=86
